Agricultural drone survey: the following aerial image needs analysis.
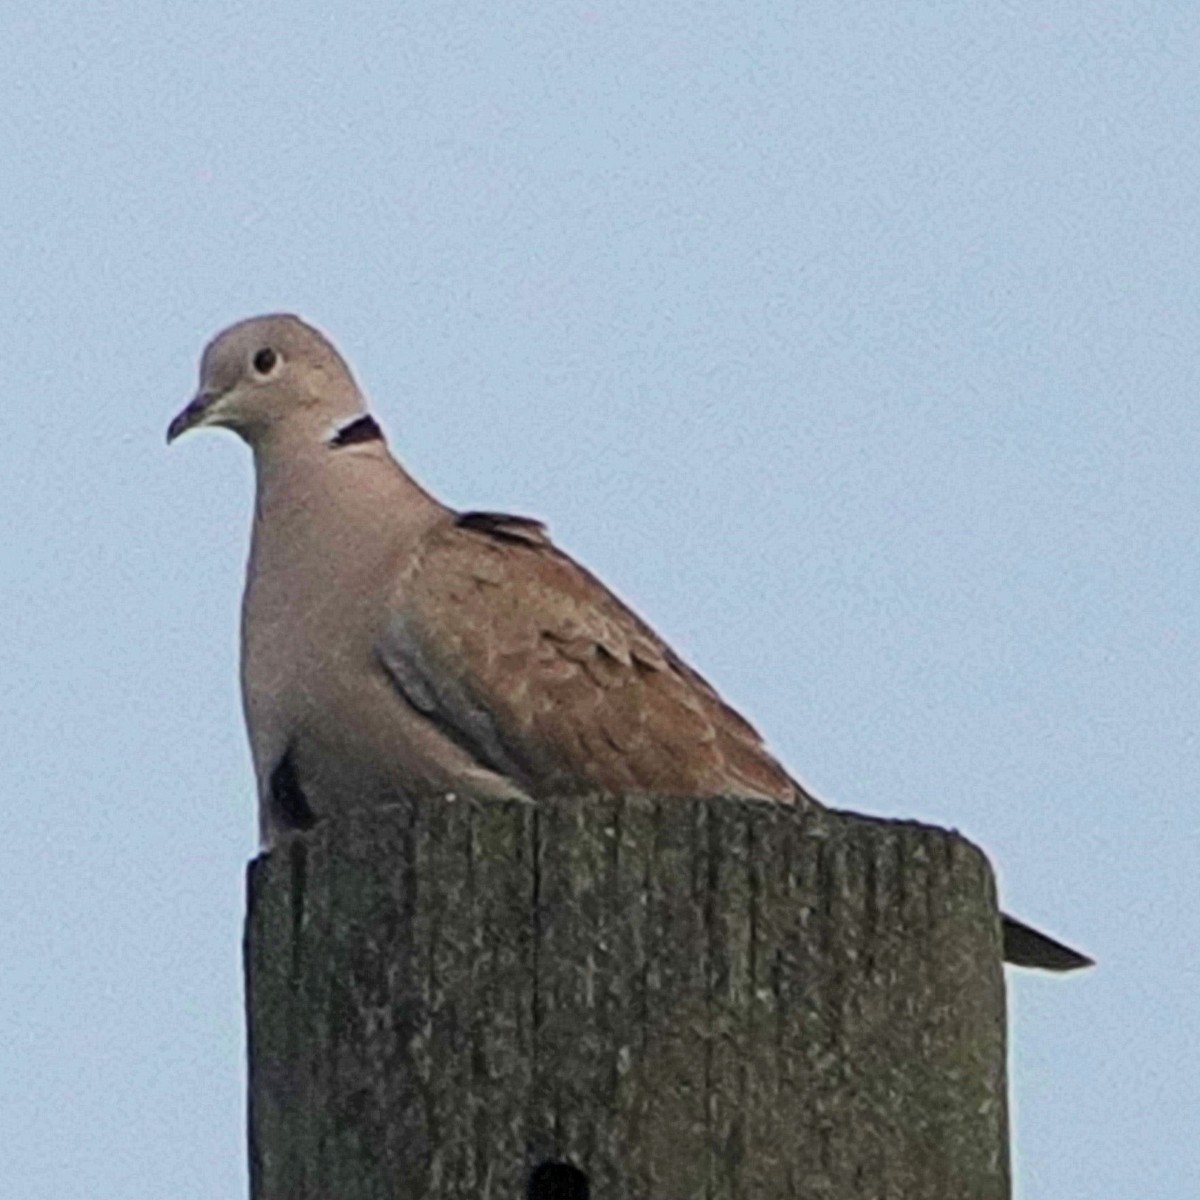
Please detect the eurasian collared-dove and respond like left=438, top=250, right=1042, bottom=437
left=169, top=313, right=1090, bottom=971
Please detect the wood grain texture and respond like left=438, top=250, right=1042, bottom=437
left=246, top=796, right=1009, bottom=1199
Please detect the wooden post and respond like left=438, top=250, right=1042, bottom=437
left=245, top=795, right=1009, bottom=1199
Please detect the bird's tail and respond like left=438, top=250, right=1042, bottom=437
left=1001, top=913, right=1093, bottom=971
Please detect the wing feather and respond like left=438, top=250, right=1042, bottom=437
left=379, top=510, right=800, bottom=802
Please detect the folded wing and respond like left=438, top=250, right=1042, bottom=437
left=378, top=510, right=803, bottom=803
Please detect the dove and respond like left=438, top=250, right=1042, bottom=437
left=169, top=313, right=1091, bottom=971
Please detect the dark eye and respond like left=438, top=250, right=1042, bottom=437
left=252, top=347, right=278, bottom=375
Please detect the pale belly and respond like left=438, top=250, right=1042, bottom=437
left=243, top=628, right=526, bottom=845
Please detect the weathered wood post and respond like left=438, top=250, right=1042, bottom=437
left=245, top=795, right=1009, bottom=1199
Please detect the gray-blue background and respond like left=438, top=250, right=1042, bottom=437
left=2, top=4, right=1193, bottom=1196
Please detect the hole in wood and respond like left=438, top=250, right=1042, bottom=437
left=526, top=1160, right=590, bottom=1200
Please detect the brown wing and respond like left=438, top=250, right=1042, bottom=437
left=378, top=510, right=800, bottom=802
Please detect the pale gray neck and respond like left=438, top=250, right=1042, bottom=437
left=248, top=427, right=447, bottom=566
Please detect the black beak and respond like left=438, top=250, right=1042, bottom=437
left=166, top=392, right=218, bottom=444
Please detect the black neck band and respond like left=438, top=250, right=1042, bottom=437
left=330, top=415, right=384, bottom=447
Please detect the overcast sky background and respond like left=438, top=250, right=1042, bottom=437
left=1, top=3, right=1196, bottom=1197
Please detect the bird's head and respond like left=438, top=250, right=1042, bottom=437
left=168, top=314, right=368, bottom=448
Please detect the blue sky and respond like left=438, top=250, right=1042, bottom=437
left=1, top=3, right=1196, bottom=1196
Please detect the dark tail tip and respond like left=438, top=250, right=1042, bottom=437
left=1002, top=913, right=1094, bottom=971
